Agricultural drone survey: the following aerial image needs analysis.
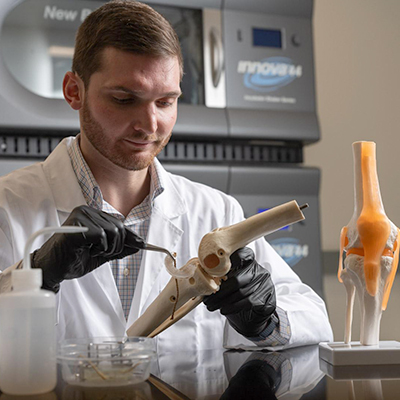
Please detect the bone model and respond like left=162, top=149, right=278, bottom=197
left=338, top=141, right=400, bottom=345
left=127, top=200, right=306, bottom=338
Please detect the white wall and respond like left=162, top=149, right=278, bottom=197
left=305, top=0, right=400, bottom=251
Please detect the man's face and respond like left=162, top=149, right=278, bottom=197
left=79, top=47, right=181, bottom=171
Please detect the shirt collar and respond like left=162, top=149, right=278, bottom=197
left=149, top=156, right=165, bottom=203
left=67, top=134, right=164, bottom=212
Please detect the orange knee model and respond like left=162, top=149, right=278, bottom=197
left=338, top=141, right=399, bottom=310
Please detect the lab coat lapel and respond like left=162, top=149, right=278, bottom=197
left=128, top=208, right=183, bottom=323
left=127, top=160, right=187, bottom=324
left=43, top=137, right=87, bottom=213
left=89, top=263, right=126, bottom=327
left=44, top=138, right=125, bottom=325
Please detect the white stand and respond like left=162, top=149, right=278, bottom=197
left=319, top=341, right=400, bottom=366
left=320, top=358, right=400, bottom=380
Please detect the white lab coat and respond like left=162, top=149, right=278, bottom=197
left=0, top=137, right=333, bottom=354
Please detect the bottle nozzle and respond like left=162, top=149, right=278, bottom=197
left=12, top=226, right=89, bottom=291
left=23, top=226, right=89, bottom=271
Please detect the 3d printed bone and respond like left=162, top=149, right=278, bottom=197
left=338, top=141, right=400, bottom=345
left=127, top=200, right=306, bottom=338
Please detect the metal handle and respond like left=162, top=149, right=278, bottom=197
left=209, top=27, right=224, bottom=88
left=203, top=8, right=226, bottom=108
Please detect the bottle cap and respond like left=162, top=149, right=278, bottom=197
left=12, top=268, right=42, bottom=291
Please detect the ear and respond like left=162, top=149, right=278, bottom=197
left=63, top=71, right=85, bottom=110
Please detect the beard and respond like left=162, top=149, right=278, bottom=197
left=81, top=97, right=171, bottom=171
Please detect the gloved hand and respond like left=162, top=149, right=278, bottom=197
left=203, top=247, right=276, bottom=338
left=220, top=358, right=279, bottom=400
left=31, top=205, right=145, bottom=292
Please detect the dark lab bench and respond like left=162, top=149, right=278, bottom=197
left=2, top=344, right=400, bottom=399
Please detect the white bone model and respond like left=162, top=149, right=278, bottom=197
left=127, top=200, right=306, bottom=338
left=338, top=141, right=400, bottom=345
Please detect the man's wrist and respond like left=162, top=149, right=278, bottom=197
left=246, top=312, right=279, bottom=342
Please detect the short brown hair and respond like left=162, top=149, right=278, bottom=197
left=72, top=0, right=183, bottom=87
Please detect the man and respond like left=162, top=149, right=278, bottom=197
left=0, top=0, right=332, bottom=353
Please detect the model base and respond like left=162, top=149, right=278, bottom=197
left=319, top=341, right=400, bottom=366
left=319, top=357, right=400, bottom=380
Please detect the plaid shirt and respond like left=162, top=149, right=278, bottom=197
left=68, top=136, right=164, bottom=320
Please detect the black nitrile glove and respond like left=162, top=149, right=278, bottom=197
left=220, top=358, right=279, bottom=400
left=31, top=205, right=145, bottom=292
left=203, top=247, right=276, bottom=338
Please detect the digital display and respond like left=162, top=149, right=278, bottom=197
left=253, top=28, right=282, bottom=48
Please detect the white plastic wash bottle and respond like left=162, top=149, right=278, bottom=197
left=0, top=226, right=88, bottom=395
